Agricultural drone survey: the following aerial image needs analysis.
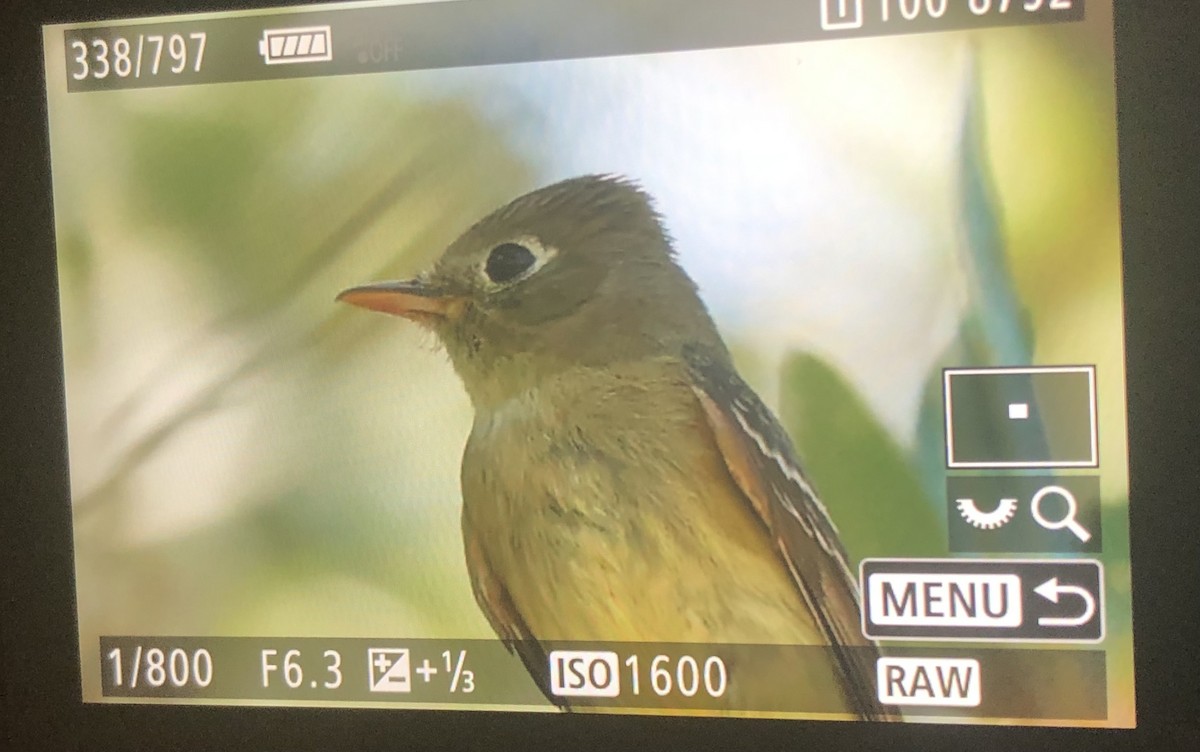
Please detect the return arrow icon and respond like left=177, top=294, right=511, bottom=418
left=1034, top=577, right=1097, bottom=627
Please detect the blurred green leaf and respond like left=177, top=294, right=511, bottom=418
left=911, top=316, right=993, bottom=504
left=912, top=56, right=1041, bottom=502
left=780, top=352, right=942, bottom=563
left=956, top=55, right=1033, bottom=367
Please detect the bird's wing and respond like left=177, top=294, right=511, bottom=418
left=462, top=512, right=567, bottom=709
left=682, top=344, right=893, bottom=721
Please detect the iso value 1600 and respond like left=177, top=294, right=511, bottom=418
left=549, top=650, right=727, bottom=700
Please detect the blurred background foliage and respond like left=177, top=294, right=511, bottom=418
left=44, top=6, right=1128, bottom=723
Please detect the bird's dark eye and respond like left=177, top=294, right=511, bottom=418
left=485, top=242, right=537, bottom=284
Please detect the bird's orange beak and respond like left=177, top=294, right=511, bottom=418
left=336, top=280, right=464, bottom=324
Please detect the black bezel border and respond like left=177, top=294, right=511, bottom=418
left=2, top=1, right=1197, bottom=750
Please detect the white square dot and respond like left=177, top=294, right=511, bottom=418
left=1008, top=403, right=1030, bottom=420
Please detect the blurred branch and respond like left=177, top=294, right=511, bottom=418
left=98, top=150, right=445, bottom=438
left=76, top=322, right=313, bottom=515
left=72, top=212, right=452, bottom=517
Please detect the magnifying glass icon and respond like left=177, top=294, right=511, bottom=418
left=1030, top=485, right=1092, bottom=543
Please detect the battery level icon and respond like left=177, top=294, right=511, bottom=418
left=259, top=25, right=333, bottom=65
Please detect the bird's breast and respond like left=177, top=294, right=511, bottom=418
left=460, top=361, right=823, bottom=646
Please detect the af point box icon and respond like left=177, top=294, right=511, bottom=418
left=944, top=366, right=1098, bottom=469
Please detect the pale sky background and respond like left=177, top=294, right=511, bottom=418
left=401, top=36, right=971, bottom=441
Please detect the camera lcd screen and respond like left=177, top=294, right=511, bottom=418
left=43, top=0, right=1131, bottom=727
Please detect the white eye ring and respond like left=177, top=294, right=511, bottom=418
left=479, top=235, right=557, bottom=289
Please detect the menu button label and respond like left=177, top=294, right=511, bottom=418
left=861, top=559, right=1104, bottom=643
left=868, top=573, right=1022, bottom=628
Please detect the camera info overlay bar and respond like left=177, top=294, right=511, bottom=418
left=98, top=637, right=1106, bottom=719
left=58, top=0, right=1085, bottom=93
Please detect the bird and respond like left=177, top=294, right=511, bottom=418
left=337, top=174, right=893, bottom=720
